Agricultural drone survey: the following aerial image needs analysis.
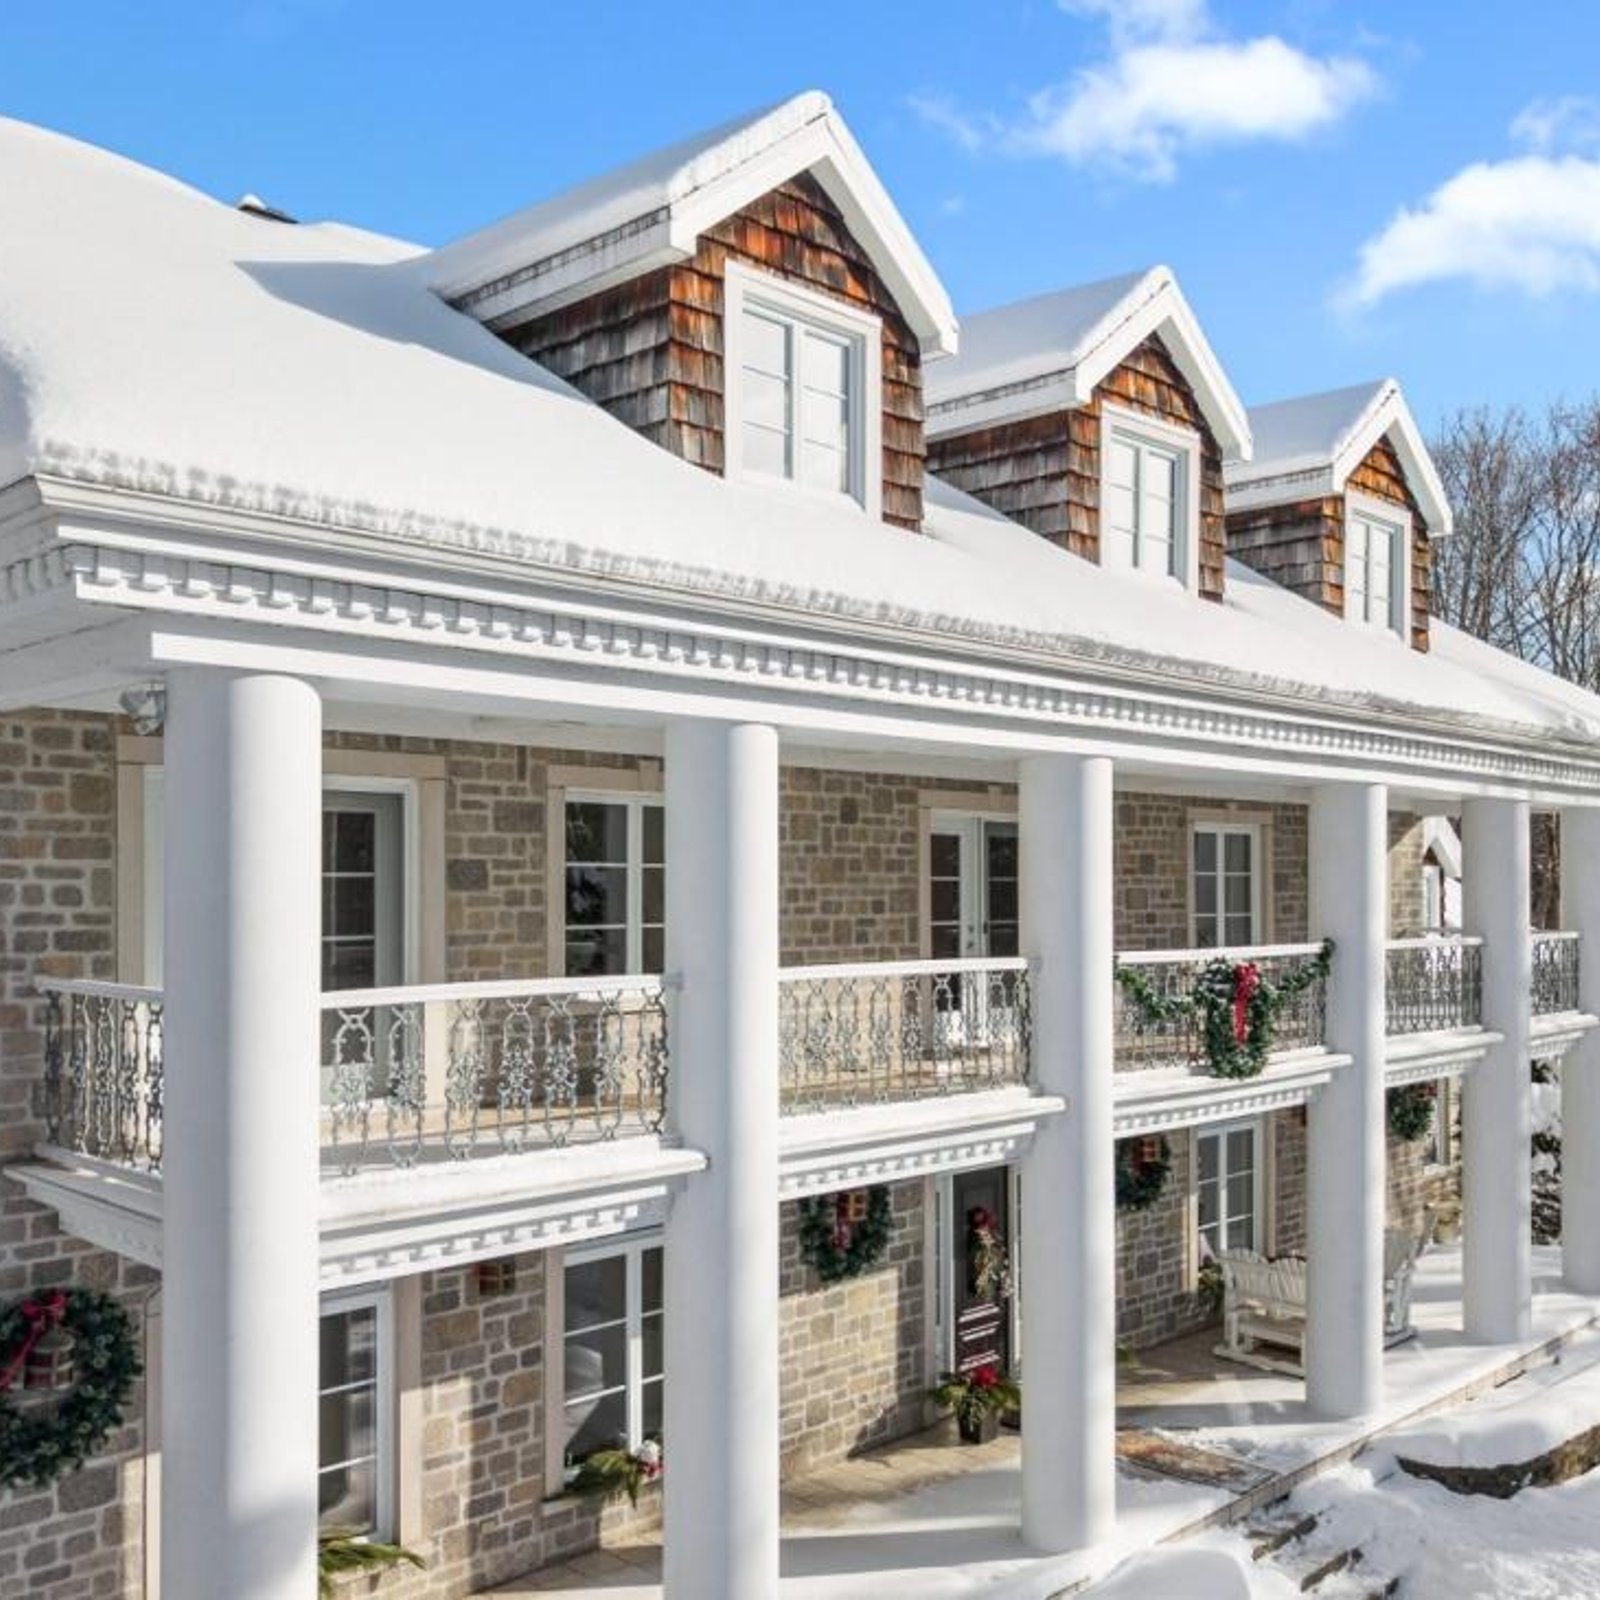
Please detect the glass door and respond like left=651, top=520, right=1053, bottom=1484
left=929, top=816, right=1018, bottom=1042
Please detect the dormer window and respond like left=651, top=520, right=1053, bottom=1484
left=1099, top=405, right=1200, bottom=588
left=1345, top=496, right=1409, bottom=636
left=723, top=262, right=882, bottom=517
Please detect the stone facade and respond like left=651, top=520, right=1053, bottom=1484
left=1116, top=1133, right=1205, bottom=1349
left=778, top=1181, right=927, bottom=1474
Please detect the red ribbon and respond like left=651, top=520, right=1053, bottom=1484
left=1232, top=962, right=1262, bottom=1045
left=0, top=1289, right=67, bottom=1392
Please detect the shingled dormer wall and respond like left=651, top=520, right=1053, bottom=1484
left=1227, top=435, right=1431, bottom=652
left=925, top=335, right=1227, bottom=602
left=506, top=173, right=926, bottom=531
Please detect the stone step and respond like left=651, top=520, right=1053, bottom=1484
left=1245, top=1508, right=1320, bottom=1561
left=1276, top=1540, right=1356, bottom=1592
left=1308, top=1564, right=1400, bottom=1600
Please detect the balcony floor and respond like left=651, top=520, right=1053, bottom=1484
left=502, top=1245, right=1600, bottom=1600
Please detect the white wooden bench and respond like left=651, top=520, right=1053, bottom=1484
left=1215, top=1229, right=1425, bottom=1375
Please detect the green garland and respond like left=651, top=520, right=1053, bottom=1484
left=1116, top=939, right=1335, bottom=1079
left=1115, top=1135, right=1173, bottom=1212
left=798, top=1186, right=893, bottom=1284
left=0, top=1288, right=140, bottom=1490
left=1388, top=1083, right=1437, bottom=1143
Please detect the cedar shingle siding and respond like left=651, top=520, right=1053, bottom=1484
left=511, top=174, right=926, bottom=531
left=926, top=335, right=1229, bottom=602
left=1225, top=434, right=1431, bottom=652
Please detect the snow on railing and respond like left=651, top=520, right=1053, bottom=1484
left=777, top=957, right=1031, bottom=1113
left=1385, top=936, right=1484, bottom=1036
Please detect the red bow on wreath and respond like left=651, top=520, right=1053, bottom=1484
left=0, top=1289, right=67, bottom=1392
left=1231, top=962, right=1262, bottom=1045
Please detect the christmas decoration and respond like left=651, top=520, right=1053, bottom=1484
left=1115, top=1135, right=1173, bottom=1212
left=1115, top=939, right=1335, bottom=1078
left=1388, top=1082, right=1438, bottom=1143
left=0, top=1287, right=139, bottom=1490
left=797, top=1186, right=893, bottom=1284
left=571, top=1439, right=663, bottom=1506
left=966, top=1205, right=1012, bottom=1303
left=930, top=1363, right=1021, bottom=1444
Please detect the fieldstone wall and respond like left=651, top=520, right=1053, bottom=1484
left=1273, top=1110, right=1308, bottom=1256
left=778, top=1181, right=928, bottom=1474
left=1388, top=812, right=1427, bottom=937
left=1117, top=1133, right=1206, bottom=1348
left=1387, top=1131, right=1432, bottom=1238
left=0, top=710, right=154, bottom=1600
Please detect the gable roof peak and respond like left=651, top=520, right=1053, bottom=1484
left=422, top=89, right=957, bottom=354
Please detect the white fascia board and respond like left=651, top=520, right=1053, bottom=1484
left=1111, top=1049, right=1350, bottom=1135
left=924, top=373, right=1083, bottom=440
left=1384, top=1027, right=1500, bottom=1083
left=1223, top=464, right=1340, bottom=514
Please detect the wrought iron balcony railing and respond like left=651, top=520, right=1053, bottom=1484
left=1384, top=937, right=1484, bottom=1035
left=1113, top=942, right=1329, bottom=1073
left=40, top=980, right=164, bottom=1170
left=39, top=974, right=670, bottom=1175
left=1532, top=931, right=1582, bottom=1017
left=777, top=957, right=1031, bottom=1114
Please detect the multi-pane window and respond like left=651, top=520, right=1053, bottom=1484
left=1346, top=509, right=1404, bottom=634
left=563, top=797, right=664, bottom=976
left=739, top=305, right=857, bottom=497
left=1196, top=1122, right=1259, bottom=1260
left=1104, top=428, right=1183, bottom=579
left=320, top=794, right=403, bottom=993
left=562, top=1240, right=663, bottom=1472
left=1192, top=823, right=1258, bottom=948
left=318, top=1292, right=389, bottom=1536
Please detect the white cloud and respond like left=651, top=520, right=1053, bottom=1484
left=1511, top=95, right=1600, bottom=155
left=1344, top=102, right=1600, bottom=307
left=910, top=0, right=1377, bottom=183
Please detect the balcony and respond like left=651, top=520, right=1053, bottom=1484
left=1385, top=937, right=1484, bottom=1036
left=40, top=974, right=671, bottom=1177
left=1532, top=931, right=1582, bottom=1017
left=777, top=957, right=1031, bottom=1113
left=1113, top=943, right=1329, bottom=1075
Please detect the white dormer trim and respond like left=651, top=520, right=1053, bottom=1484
left=1227, top=380, right=1453, bottom=537
left=925, top=267, right=1251, bottom=461
left=1343, top=488, right=1414, bottom=641
left=1097, top=402, right=1203, bottom=593
left=428, top=92, right=959, bottom=357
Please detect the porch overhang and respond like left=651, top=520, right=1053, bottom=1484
left=13, top=1135, right=709, bottom=1289
left=776, top=1086, right=1066, bottom=1200
left=1384, top=1026, right=1501, bottom=1086
left=1530, top=1009, right=1599, bottom=1063
left=1111, top=1049, right=1350, bottom=1136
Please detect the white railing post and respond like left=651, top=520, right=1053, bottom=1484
left=1562, top=807, right=1600, bottom=1292
left=1305, top=782, right=1387, bottom=1419
left=1463, top=797, right=1534, bottom=1343
left=662, top=721, right=780, bottom=1600
left=1018, top=753, right=1115, bottom=1552
left=161, top=667, right=322, bottom=1600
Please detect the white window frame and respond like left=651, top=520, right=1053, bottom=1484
left=1189, top=820, right=1264, bottom=949
left=1098, top=402, right=1202, bottom=591
left=722, top=260, right=883, bottom=519
left=1194, top=1118, right=1265, bottom=1262
left=318, top=1285, right=395, bottom=1541
left=549, top=1231, right=664, bottom=1486
left=1343, top=491, right=1412, bottom=639
left=560, top=790, right=664, bottom=977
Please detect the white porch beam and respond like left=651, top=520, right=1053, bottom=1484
left=1305, top=783, right=1388, bottom=1418
left=1562, top=807, right=1600, bottom=1292
left=1018, top=753, right=1115, bottom=1552
left=1462, top=797, right=1534, bottom=1343
left=661, top=721, right=781, bottom=1600
left=160, top=668, right=323, bottom=1600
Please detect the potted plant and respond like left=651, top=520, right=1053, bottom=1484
left=317, top=1529, right=423, bottom=1596
left=929, top=1363, right=1020, bottom=1445
left=570, top=1439, right=664, bottom=1506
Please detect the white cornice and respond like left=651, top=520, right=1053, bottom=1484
left=1112, top=1050, right=1349, bottom=1135
left=1530, top=1010, right=1599, bottom=1062
left=9, top=483, right=1600, bottom=796
left=1384, top=1027, right=1498, bottom=1085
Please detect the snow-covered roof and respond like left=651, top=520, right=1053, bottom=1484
left=0, top=115, right=1594, bottom=759
left=923, top=266, right=1251, bottom=460
left=1227, top=378, right=1453, bottom=535
left=423, top=90, right=958, bottom=355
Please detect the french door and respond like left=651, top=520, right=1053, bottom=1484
left=929, top=815, right=1018, bottom=1042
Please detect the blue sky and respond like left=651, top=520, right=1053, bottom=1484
left=5, top=1, right=1599, bottom=427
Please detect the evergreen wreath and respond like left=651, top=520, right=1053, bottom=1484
left=0, top=1287, right=140, bottom=1490
left=1387, top=1082, right=1438, bottom=1144
left=1115, top=1135, right=1173, bottom=1212
left=798, top=1186, right=893, bottom=1284
left=1116, top=939, right=1335, bottom=1079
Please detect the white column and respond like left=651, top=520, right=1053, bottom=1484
left=1561, top=807, right=1600, bottom=1292
left=1463, top=797, right=1533, bottom=1343
left=1305, top=783, right=1388, bottom=1418
left=161, top=668, right=323, bottom=1600
left=662, top=721, right=780, bottom=1600
left=1018, top=753, right=1114, bottom=1552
